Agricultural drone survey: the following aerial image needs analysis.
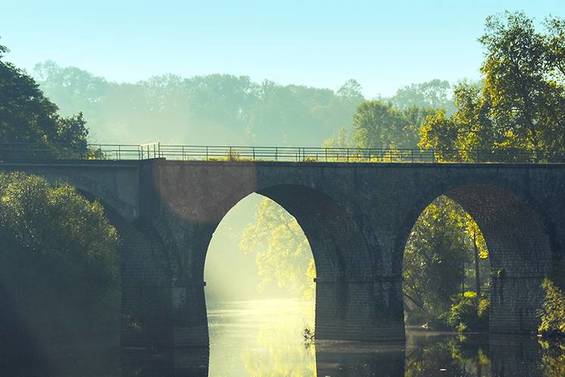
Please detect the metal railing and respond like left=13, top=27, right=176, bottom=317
left=1, top=143, right=565, bottom=164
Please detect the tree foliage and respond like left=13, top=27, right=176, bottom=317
left=0, top=172, right=119, bottom=344
left=351, top=100, right=434, bottom=149
left=420, top=13, right=565, bottom=161
left=403, top=196, right=488, bottom=325
left=389, top=79, right=455, bottom=114
left=34, top=61, right=364, bottom=146
left=240, top=198, right=315, bottom=299
left=0, top=42, right=88, bottom=157
left=538, top=278, right=565, bottom=337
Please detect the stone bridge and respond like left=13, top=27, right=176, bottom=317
left=1, top=159, right=564, bottom=347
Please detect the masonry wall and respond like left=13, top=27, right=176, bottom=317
left=141, top=161, right=565, bottom=346
left=1, top=160, right=564, bottom=347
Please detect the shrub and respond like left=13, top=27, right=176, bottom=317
left=538, top=279, right=565, bottom=337
left=447, top=292, right=489, bottom=332
left=0, top=172, right=119, bottom=348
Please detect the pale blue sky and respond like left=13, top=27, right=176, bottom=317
left=1, top=1, right=563, bottom=96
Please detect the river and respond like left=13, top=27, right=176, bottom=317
left=3, top=299, right=562, bottom=376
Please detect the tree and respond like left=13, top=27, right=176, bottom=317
left=403, top=197, right=471, bottom=323
left=34, top=61, right=363, bottom=146
left=0, top=172, right=119, bottom=347
left=390, top=79, right=455, bottom=114
left=337, top=79, right=364, bottom=101
left=419, top=13, right=565, bottom=162
left=418, top=110, right=460, bottom=160
left=538, top=279, right=565, bottom=337
left=240, top=198, right=315, bottom=299
left=480, top=12, right=565, bottom=154
left=351, top=100, right=433, bottom=149
left=0, top=41, right=88, bottom=158
left=323, top=127, right=350, bottom=148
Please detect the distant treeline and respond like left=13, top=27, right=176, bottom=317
left=34, top=62, right=454, bottom=146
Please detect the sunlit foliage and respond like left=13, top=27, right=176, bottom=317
left=540, top=339, right=565, bottom=377
left=538, top=279, right=565, bottom=337
left=240, top=198, right=315, bottom=298
left=325, top=79, right=454, bottom=148
left=403, top=196, right=488, bottom=324
left=447, top=293, right=490, bottom=332
left=420, top=12, right=565, bottom=161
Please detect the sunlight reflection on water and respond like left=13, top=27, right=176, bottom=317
left=207, top=299, right=316, bottom=377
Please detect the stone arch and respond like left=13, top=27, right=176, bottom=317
left=396, top=181, right=555, bottom=334
left=257, top=184, right=373, bottom=282
left=200, top=183, right=374, bottom=342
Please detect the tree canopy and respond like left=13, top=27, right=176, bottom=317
left=0, top=172, right=119, bottom=346
left=0, top=42, right=88, bottom=158
left=34, top=61, right=365, bottom=146
left=389, top=79, right=455, bottom=114
left=239, top=198, right=315, bottom=299
left=350, top=100, right=434, bottom=149
left=420, top=13, right=565, bottom=161
left=404, top=196, right=489, bottom=325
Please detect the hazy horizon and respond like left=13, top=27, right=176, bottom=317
left=2, top=0, right=563, bottom=97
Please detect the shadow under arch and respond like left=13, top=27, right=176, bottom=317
left=74, top=189, right=174, bottom=348
left=201, top=183, right=374, bottom=343
left=396, top=182, right=555, bottom=334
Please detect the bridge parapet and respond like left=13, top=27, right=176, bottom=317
left=3, top=142, right=565, bottom=163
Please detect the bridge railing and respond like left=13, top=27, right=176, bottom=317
left=1, top=143, right=565, bottom=163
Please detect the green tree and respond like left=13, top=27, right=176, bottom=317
left=0, top=172, right=119, bottom=346
left=337, top=79, right=364, bottom=101
left=390, top=79, right=455, bottom=114
left=419, top=13, right=565, bottom=162
left=0, top=42, right=88, bottom=158
left=240, top=198, right=315, bottom=299
left=403, top=197, right=472, bottom=323
left=351, top=100, right=433, bottom=149
left=403, top=196, right=490, bottom=327
left=34, top=62, right=363, bottom=146
left=480, top=12, right=565, bottom=154
left=538, top=279, right=565, bottom=337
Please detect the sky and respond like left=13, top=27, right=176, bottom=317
left=1, top=0, right=564, bottom=97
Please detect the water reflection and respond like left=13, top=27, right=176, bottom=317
left=208, top=299, right=316, bottom=376
left=316, top=341, right=405, bottom=377
left=2, top=299, right=562, bottom=376
left=122, top=348, right=209, bottom=377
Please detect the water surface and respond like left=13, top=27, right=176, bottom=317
left=3, top=299, right=562, bottom=376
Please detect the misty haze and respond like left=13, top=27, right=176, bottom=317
left=0, top=1, right=564, bottom=376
